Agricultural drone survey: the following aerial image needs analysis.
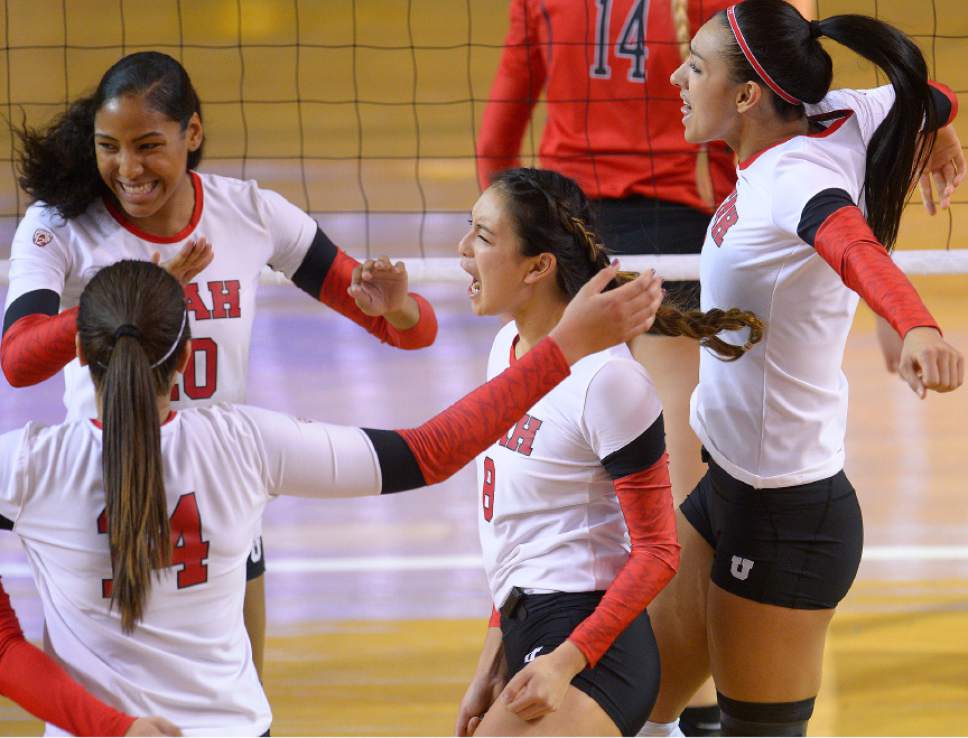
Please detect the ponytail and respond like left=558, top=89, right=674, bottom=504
left=16, top=96, right=105, bottom=219
left=101, top=332, right=171, bottom=633
left=77, top=260, right=189, bottom=632
left=723, top=0, right=938, bottom=250
left=816, top=15, right=936, bottom=249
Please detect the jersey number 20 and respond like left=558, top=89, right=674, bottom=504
left=590, top=0, right=649, bottom=82
left=97, top=493, right=210, bottom=597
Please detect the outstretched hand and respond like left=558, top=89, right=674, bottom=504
left=898, top=327, right=964, bottom=398
left=550, top=263, right=663, bottom=365
left=152, top=237, right=214, bottom=286
left=919, top=124, right=966, bottom=215
left=126, top=716, right=182, bottom=736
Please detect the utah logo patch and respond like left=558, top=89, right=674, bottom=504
left=32, top=228, right=53, bottom=247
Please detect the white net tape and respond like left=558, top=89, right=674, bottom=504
left=1, top=251, right=966, bottom=288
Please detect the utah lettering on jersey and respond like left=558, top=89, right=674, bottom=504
left=499, top=414, right=543, bottom=456
left=711, top=190, right=739, bottom=247
left=184, top=280, right=242, bottom=321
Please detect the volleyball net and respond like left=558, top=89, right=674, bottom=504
left=0, top=0, right=966, bottom=283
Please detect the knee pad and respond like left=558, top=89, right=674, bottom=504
left=717, top=692, right=815, bottom=737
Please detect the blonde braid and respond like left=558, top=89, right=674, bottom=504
left=672, top=0, right=716, bottom=209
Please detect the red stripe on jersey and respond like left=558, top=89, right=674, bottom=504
left=397, top=337, right=569, bottom=485
left=814, top=206, right=940, bottom=337
left=739, top=111, right=853, bottom=170
left=0, top=307, right=79, bottom=387
left=929, top=80, right=959, bottom=127
left=0, top=578, right=135, bottom=736
left=489, top=606, right=501, bottom=628
left=104, top=171, right=204, bottom=244
left=319, top=250, right=438, bottom=350
left=567, top=452, right=679, bottom=668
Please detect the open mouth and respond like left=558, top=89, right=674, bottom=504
left=117, top=180, right=159, bottom=199
left=461, top=259, right=482, bottom=298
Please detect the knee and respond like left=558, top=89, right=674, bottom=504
left=717, top=692, right=815, bottom=737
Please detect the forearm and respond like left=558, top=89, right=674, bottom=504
left=364, top=336, right=570, bottom=492
left=474, top=622, right=507, bottom=682
left=0, top=582, right=134, bottom=736
left=1, top=295, right=78, bottom=387
left=813, top=205, right=939, bottom=337
left=568, top=453, right=680, bottom=667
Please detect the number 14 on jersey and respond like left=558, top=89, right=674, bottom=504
left=591, top=0, right=649, bottom=82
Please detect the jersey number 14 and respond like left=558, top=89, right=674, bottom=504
left=97, top=493, right=210, bottom=597
left=590, top=0, right=649, bottom=82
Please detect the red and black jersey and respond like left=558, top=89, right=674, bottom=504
left=477, top=0, right=735, bottom=212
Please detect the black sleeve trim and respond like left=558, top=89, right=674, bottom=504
left=796, top=188, right=855, bottom=246
left=601, top=414, right=666, bottom=480
left=930, top=85, right=953, bottom=130
left=287, top=226, right=340, bottom=298
left=362, top=428, right=428, bottom=494
left=2, top=289, right=60, bottom=335
left=0, top=515, right=12, bottom=531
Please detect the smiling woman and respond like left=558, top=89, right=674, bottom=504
left=1, top=49, right=439, bottom=714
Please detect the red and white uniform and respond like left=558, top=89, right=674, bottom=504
left=2, top=171, right=436, bottom=420
left=0, top=405, right=384, bottom=735
left=692, top=85, right=955, bottom=488
left=477, top=0, right=735, bottom=211
left=0, top=332, right=577, bottom=734
left=478, top=322, right=678, bottom=666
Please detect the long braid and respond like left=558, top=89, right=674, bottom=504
left=491, top=167, right=764, bottom=360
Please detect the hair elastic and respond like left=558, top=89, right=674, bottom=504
left=97, top=310, right=188, bottom=370
left=726, top=5, right=802, bottom=105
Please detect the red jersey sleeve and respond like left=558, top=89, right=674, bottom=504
left=319, top=250, right=438, bottom=350
left=476, top=0, right=547, bottom=190
left=0, top=578, right=135, bottom=736
left=1, top=306, right=79, bottom=388
left=814, top=206, right=940, bottom=338
left=567, top=452, right=679, bottom=668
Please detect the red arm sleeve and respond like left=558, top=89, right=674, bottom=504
left=813, top=206, right=940, bottom=338
left=319, top=250, right=438, bottom=350
left=476, top=0, right=547, bottom=190
left=398, top=337, right=569, bottom=485
left=567, top=452, right=680, bottom=668
left=0, top=579, right=135, bottom=736
left=0, top=307, right=79, bottom=388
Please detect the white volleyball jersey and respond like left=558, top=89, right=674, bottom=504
left=3, top=171, right=317, bottom=421
left=0, top=404, right=381, bottom=736
left=477, top=321, right=663, bottom=609
left=691, top=86, right=896, bottom=489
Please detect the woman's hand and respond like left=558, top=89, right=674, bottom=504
left=125, top=716, right=182, bottom=736
left=348, top=256, right=409, bottom=316
left=456, top=671, right=506, bottom=736
left=898, top=326, right=964, bottom=397
left=550, top=263, right=663, bottom=365
left=919, top=124, right=966, bottom=215
left=499, top=640, right=587, bottom=722
left=152, top=237, right=214, bottom=286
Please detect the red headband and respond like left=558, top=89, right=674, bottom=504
left=726, top=5, right=802, bottom=105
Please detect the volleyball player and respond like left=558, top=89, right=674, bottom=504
left=454, top=168, right=763, bottom=737
left=476, top=6, right=807, bottom=727
left=0, top=256, right=662, bottom=735
left=0, top=578, right=180, bottom=735
left=637, top=2, right=964, bottom=735
left=1, top=51, right=439, bottom=676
